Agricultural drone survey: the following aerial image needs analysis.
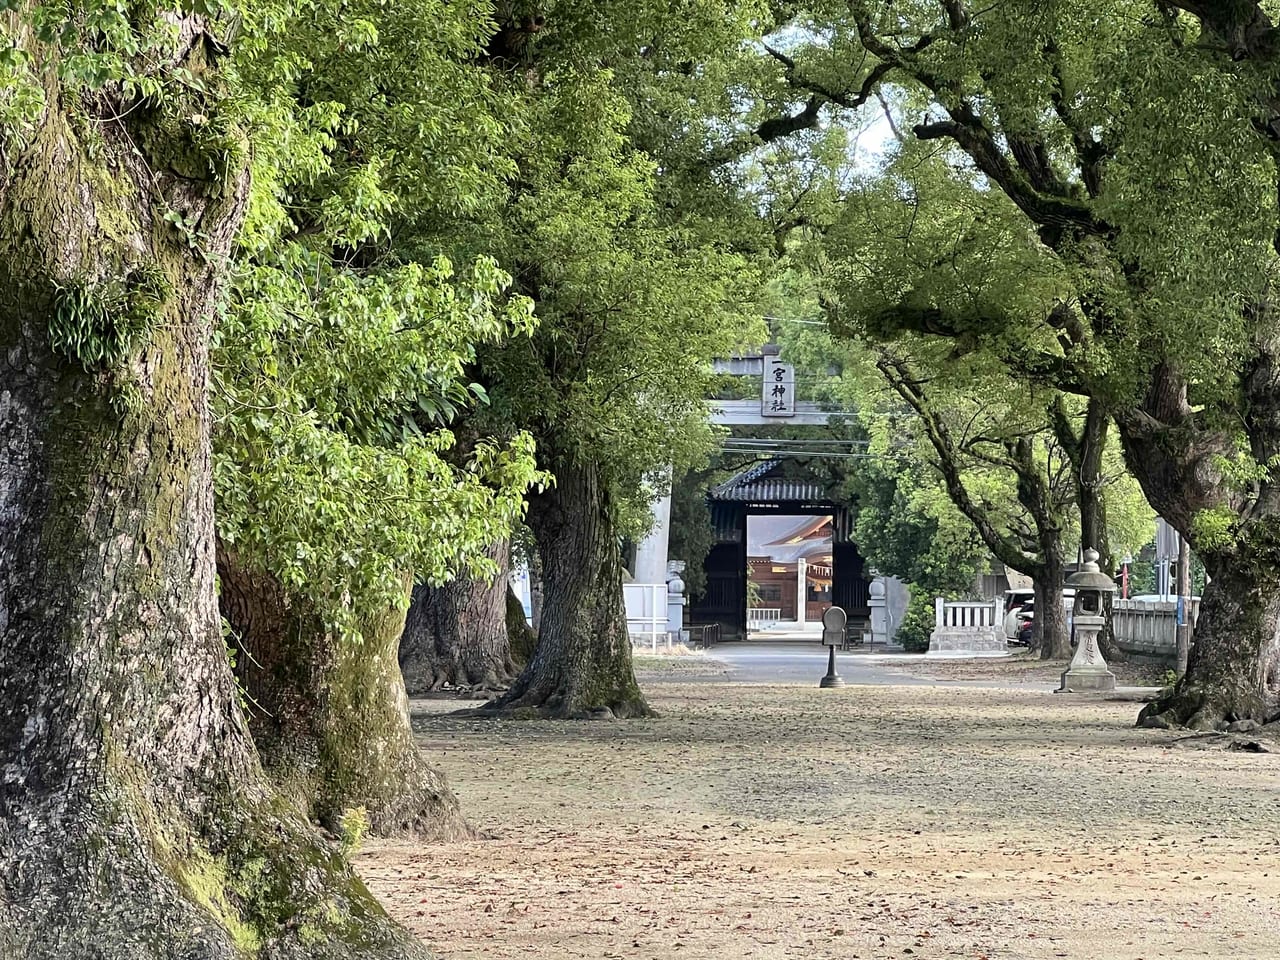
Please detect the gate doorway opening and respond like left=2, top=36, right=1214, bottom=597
left=688, top=460, right=870, bottom=642
left=746, top=514, right=834, bottom=631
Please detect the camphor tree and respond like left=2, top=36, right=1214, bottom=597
left=769, top=290, right=991, bottom=599
left=878, top=351, right=1105, bottom=659
left=397, top=540, right=517, bottom=694
left=467, top=2, right=769, bottom=719
left=212, top=0, right=543, bottom=836
left=780, top=287, right=1151, bottom=656
left=759, top=2, right=1273, bottom=725
left=0, top=1, right=433, bottom=955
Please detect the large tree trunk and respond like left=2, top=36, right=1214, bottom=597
left=1138, top=550, right=1280, bottom=730
left=487, top=456, right=652, bottom=718
left=1031, top=559, right=1070, bottom=660
left=528, top=547, right=545, bottom=631
left=507, top=582, right=538, bottom=667
left=219, top=546, right=468, bottom=840
left=0, top=47, right=424, bottom=957
left=1123, top=361, right=1280, bottom=729
left=399, top=540, right=517, bottom=693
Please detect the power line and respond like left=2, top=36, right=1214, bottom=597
left=724, top=437, right=873, bottom=446
left=718, top=446, right=906, bottom=460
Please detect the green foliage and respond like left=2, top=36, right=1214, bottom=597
left=1191, top=507, right=1238, bottom=555
left=751, top=0, right=1280, bottom=570
left=211, top=0, right=550, bottom=634
left=209, top=1, right=773, bottom=634
left=47, top=267, right=168, bottom=371
left=446, top=5, right=774, bottom=538
left=895, top=586, right=936, bottom=654
left=337, top=806, right=370, bottom=856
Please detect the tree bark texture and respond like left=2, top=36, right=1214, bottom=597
left=1123, top=360, right=1280, bottom=728
left=527, top=547, right=545, bottom=632
left=0, top=31, right=426, bottom=958
left=399, top=540, right=517, bottom=693
left=507, top=582, right=538, bottom=667
left=1139, top=552, right=1280, bottom=729
left=1031, top=562, right=1069, bottom=660
left=487, top=456, right=652, bottom=718
left=1176, top=535, right=1192, bottom=676
left=219, top=547, right=468, bottom=840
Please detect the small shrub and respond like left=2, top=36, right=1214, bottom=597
left=896, top=587, right=935, bottom=653
left=338, top=806, right=370, bottom=856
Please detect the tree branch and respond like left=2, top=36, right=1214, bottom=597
left=876, top=352, right=1045, bottom=576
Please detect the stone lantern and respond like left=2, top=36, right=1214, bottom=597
left=1057, top=548, right=1117, bottom=693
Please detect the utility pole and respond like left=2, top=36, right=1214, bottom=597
left=1175, top=534, right=1192, bottom=675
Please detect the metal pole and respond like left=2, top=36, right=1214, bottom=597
left=1176, top=534, right=1192, bottom=675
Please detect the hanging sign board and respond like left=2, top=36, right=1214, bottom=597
left=762, top=358, right=795, bottom=417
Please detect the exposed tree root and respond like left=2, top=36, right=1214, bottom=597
left=1136, top=682, right=1272, bottom=732
left=1, top=792, right=431, bottom=960
left=476, top=684, right=656, bottom=720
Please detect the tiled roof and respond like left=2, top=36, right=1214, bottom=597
left=710, top=460, right=827, bottom=503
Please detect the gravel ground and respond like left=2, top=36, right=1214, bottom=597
left=357, top=678, right=1280, bottom=960
left=883, top=650, right=1172, bottom=687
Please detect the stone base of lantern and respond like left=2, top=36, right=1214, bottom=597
left=1056, top=616, right=1116, bottom=693
left=1057, top=666, right=1116, bottom=693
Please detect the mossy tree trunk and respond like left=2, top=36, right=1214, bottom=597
left=0, top=25, right=427, bottom=958
left=1138, top=548, right=1280, bottom=729
left=218, top=546, right=468, bottom=840
left=487, top=455, right=652, bottom=718
left=1127, top=361, right=1280, bottom=729
left=507, top=582, right=538, bottom=667
left=399, top=540, right=518, bottom=693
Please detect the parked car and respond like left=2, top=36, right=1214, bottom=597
left=1002, top=588, right=1076, bottom=641
left=1015, top=614, right=1034, bottom=646
left=1001, top=589, right=1035, bottom=640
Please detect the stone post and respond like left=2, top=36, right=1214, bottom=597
left=869, top=578, right=888, bottom=646
left=666, top=563, right=686, bottom=637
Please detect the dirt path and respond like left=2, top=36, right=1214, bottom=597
left=357, top=679, right=1280, bottom=960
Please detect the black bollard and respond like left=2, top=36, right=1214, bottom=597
left=819, top=644, right=845, bottom=688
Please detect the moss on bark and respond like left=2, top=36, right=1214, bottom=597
left=1138, top=542, right=1280, bottom=730
left=507, top=583, right=537, bottom=667
left=219, top=547, right=470, bottom=840
left=0, top=26, right=434, bottom=957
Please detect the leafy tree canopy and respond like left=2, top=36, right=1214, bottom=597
left=211, top=0, right=548, bottom=633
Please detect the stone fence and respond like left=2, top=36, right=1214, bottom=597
left=1110, top=598, right=1199, bottom=662
left=927, top=599, right=1006, bottom=658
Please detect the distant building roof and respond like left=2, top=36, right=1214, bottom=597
left=710, top=460, right=828, bottom=503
